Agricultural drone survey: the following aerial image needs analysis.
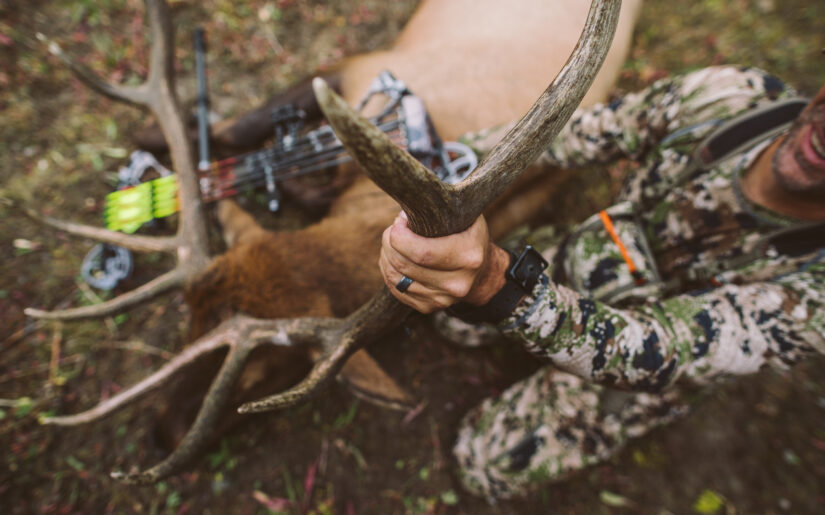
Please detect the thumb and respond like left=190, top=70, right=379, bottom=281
left=394, top=210, right=408, bottom=227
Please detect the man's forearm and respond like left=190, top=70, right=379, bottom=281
left=499, top=271, right=822, bottom=391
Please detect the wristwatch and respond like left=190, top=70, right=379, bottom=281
left=447, top=245, right=548, bottom=324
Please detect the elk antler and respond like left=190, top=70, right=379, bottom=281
left=238, top=0, right=623, bottom=413
left=25, top=0, right=211, bottom=320
left=40, top=0, right=622, bottom=484
left=31, top=0, right=406, bottom=484
left=40, top=313, right=338, bottom=483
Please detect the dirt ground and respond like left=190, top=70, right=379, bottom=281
left=2, top=0, right=825, bottom=513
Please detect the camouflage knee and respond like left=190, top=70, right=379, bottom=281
left=431, top=311, right=503, bottom=348
left=453, top=368, right=688, bottom=500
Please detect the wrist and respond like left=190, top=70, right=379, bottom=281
left=448, top=245, right=548, bottom=324
left=464, top=245, right=510, bottom=306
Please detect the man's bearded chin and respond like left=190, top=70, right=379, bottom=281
left=771, top=136, right=825, bottom=201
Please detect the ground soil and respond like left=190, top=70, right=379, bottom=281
left=2, top=1, right=825, bottom=513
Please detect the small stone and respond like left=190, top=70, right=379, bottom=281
left=782, top=449, right=801, bottom=466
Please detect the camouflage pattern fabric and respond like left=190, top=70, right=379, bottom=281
left=454, top=369, right=687, bottom=500
left=453, top=66, right=825, bottom=499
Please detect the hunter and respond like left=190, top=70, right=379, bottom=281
left=379, top=65, right=825, bottom=499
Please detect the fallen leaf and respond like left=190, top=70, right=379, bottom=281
left=252, top=490, right=292, bottom=512
left=694, top=489, right=725, bottom=514
left=13, top=238, right=41, bottom=251
left=600, top=490, right=636, bottom=508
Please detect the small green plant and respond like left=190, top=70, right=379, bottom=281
left=332, top=400, right=359, bottom=430
left=207, top=438, right=238, bottom=471
left=694, top=489, right=726, bottom=514
left=66, top=455, right=85, bottom=472
left=440, top=490, right=459, bottom=506
left=14, top=397, right=33, bottom=418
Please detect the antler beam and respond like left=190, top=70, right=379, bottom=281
left=41, top=314, right=331, bottom=484
left=24, top=209, right=179, bottom=253
left=26, top=268, right=186, bottom=320
left=26, top=0, right=212, bottom=321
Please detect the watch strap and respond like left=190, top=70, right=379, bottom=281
left=448, top=245, right=548, bottom=324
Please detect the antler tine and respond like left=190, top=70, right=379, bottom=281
left=25, top=268, right=186, bottom=320
left=456, top=0, right=622, bottom=210
left=308, top=0, right=621, bottom=237
left=44, top=0, right=209, bottom=261
left=311, top=78, right=461, bottom=238
left=237, top=336, right=354, bottom=413
left=111, top=342, right=255, bottom=484
left=32, top=0, right=181, bottom=115
left=134, top=0, right=210, bottom=262
left=239, top=292, right=407, bottom=413
left=36, top=32, right=150, bottom=107
left=238, top=0, right=623, bottom=414
left=36, top=0, right=175, bottom=112
left=42, top=313, right=329, bottom=481
left=25, top=209, right=179, bottom=253
left=41, top=322, right=232, bottom=426
left=107, top=314, right=332, bottom=483
left=143, top=0, right=176, bottom=102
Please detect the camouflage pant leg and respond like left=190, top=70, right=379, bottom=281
left=431, top=312, right=503, bottom=348
left=453, top=367, right=688, bottom=500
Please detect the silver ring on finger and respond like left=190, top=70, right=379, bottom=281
left=395, top=275, right=414, bottom=293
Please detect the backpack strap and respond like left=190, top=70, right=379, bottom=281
left=645, top=97, right=810, bottom=201
left=694, top=97, right=809, bottom=168
left=679, top=221, right=825, bottom=287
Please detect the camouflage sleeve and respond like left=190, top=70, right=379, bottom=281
left=500, top=263, right=825, bottom=391
left=542, top=66, right=794, bottom=168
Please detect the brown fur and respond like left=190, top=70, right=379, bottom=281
left=159, top=182, right=401, bottom=448
left=188, top=186, right=397, bottom=337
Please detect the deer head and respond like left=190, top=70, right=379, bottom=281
left=27, top=0, right=624, bottom=485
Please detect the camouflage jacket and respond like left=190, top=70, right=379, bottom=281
left=501, top=66, right=825, bottom=390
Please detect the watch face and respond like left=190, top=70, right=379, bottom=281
left=510, top=245, right=549, bottom=290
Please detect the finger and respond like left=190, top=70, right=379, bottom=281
left=381, top=237, right=448, bottom=285
left=381, top=244, right=474, bottom=299
left=382, top=227, right=465, bottom=286
left=380, top=255, right=448, bottom=313
left=397, top=294, right=441, bottom=314
left=387, top=213, right=489, bottom=271
left=385, top=276, right=454, bottom=314
left=379, top=249, right=439, bottom=297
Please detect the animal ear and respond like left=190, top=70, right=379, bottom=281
left=338, top=350, right=415, bottom=411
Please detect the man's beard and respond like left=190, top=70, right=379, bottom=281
left=771, top=131, right=825, bottom=201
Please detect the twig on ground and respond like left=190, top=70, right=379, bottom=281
left=430, top=417, right=444, bottom=471
left=107, top=339, right=173, bottom=360
left=75, top=280, right=118, bottom=335
left=0, top=319, right=46, bottom=352
left=401, top=401, right=427, bottom=426
left=0, top=355, right=85, bottom=385
left=1, top=291, right=75, bottom=355
left=49, top=321, right=64, bottom=385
